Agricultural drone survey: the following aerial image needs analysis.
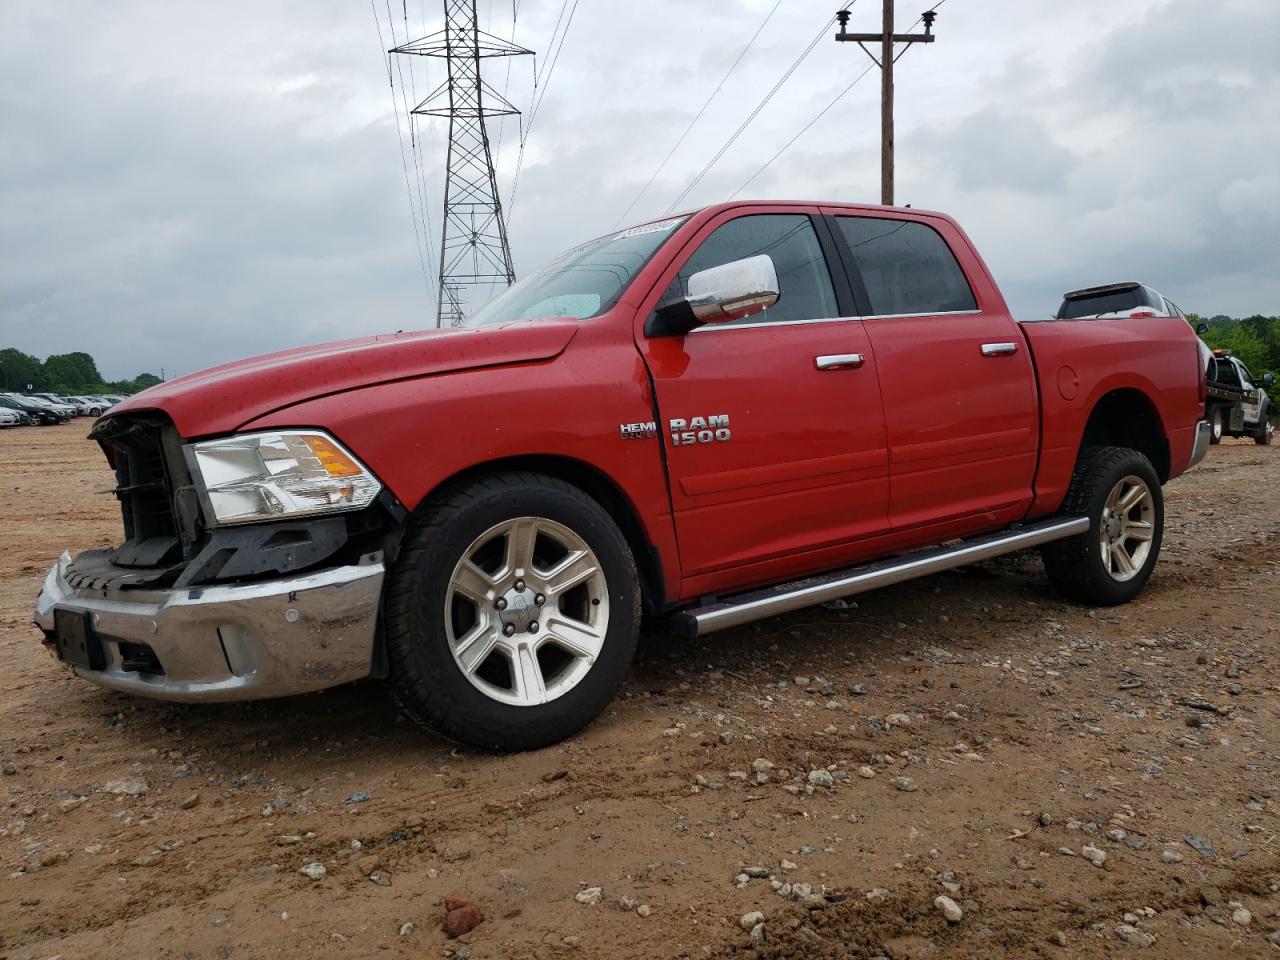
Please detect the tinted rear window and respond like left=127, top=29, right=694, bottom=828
left=1057, top=288, right=1145, bottom=319
left=834, top=217, right=977, bottom=316
left=1212, top=359, right=1241, bottom=387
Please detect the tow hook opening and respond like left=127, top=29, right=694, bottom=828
left=118, top=641, right=164, bottom=676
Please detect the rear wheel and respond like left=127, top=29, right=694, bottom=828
left=1209, top=408, right=1223, bottom=444
left=1042, top=446, right=1163, bottom=606
left=384, top=473, right=641, bottom=751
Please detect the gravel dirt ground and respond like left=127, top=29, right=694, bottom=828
left=2, top=422, right=1278, bottom=960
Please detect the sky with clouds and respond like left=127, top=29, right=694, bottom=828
left=1, top=0, right=1276, bottom=380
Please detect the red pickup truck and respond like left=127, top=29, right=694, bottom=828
left=34, top=201, right=1210, bottom=750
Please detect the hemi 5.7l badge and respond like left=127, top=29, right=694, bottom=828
left=618, top=421, right=657, bottom=440
left=618, top=414, right=732, bottom=445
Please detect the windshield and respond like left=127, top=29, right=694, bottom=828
left=464, top=216, right=687, bottom=328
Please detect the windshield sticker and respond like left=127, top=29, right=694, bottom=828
left=615, top=216, right=685, bottom=240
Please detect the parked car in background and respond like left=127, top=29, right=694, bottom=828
left=28, top=393, right=82, bottom=416
left=0, top=395, right=66, bottom=425
left=1206, top=352, right=1273, bottom=445
left=1056, top=281, right=1185, bottom=320
left=57, top=397, right=91, bottom=416
left=0, top=408, right=22, bottom=427
left=21, top=395, right=77, bottom=418
left=59, top=395, right=106, bottom=416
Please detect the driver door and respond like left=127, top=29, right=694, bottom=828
left=636, top=209, right=890, bottom=591
left=1238, top=362, right=1263, bottom=426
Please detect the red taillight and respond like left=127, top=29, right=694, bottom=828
left=1129, top=309, right=1157, bottom=318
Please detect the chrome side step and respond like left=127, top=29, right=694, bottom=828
left=672, top=516, right=1089, bottom=637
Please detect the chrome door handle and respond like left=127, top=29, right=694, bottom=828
left=815, top=353, right=865, bottom=370
left=981, top=342, right=1018, bottom=357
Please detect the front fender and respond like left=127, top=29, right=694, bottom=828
left=239, top=322, right=683, bottom=604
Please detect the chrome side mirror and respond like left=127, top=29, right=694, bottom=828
left=685, top=254, right=780, bottom=323
left=1195, top=321, right=1209, bottom=335
left=1263, top=372, right=1275, bottom=388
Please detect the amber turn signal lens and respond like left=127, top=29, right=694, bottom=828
left=304, top=435, right=364, bottom=477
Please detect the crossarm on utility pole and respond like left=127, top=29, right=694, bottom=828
left=835, top=32, right=935, bottom=42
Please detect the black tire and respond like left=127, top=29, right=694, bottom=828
left=1041, top=446, right=1164, bottom=606
left=1209, top=408, right=1223, bottom=444
left=1255, top=407, right=1272, bottom=445
left=383, top=472, right=641, bottom=751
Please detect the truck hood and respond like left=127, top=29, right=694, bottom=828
left=106, top=318, right=581, bottom=437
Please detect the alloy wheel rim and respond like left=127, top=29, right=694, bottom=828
left=1098, top=475, right=1155, bottom=582
left=445, top=516, right=609, bottom=706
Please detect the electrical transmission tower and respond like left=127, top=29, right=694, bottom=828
left=392, top=2, right=531, bottom=327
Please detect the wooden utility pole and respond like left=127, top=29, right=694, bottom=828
left=835, top=3, right=938, bottom=206
left=881, top=0, right=894, bottom=206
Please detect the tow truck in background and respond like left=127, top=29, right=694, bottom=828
left=1206, top=350, right=1273, bottom=445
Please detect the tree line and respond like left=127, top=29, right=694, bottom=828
left=0, top=347, right=161, bottom=396
left=4, top=315, right=1278, bottom=403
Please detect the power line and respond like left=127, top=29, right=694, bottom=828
left=371, top=0, right=435, bottom=307
left=610, top=0, right=787, bottom=230
left=385, top=0, right=439, bottom=293
left=730, top=64, right=875, bottom=199
left=526, top=0, right=578, bottom=128
left=492, top=1, right=521, bottom=166
left=731, top=0, right=948, bottom=201
left=663, top=12, right=841, bottom=215
left=507, top=0, right=580, bottom=222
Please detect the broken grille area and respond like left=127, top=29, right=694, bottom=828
left=93, top=414, right=184, bottom=568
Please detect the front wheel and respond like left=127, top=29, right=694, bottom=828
left=1042, top=446, right=1164, bottom=606
left=383, top=472, right=641, bottom=751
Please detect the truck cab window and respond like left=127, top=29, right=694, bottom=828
left=1215, top=359, right=1242, bottom=387
left=835, top=217, right=977, bottom=316
left=668, top=214, right=839, bottom=326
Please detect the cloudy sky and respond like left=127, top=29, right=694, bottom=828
left=1, top=0, right=1276, bottom=381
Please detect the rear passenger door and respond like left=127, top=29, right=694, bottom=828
left=823, top=210, right=1039, bottom=533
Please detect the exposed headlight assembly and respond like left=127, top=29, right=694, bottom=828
left=187, top=431, right=382, bottom=526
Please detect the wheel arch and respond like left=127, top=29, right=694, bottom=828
left=1077, top=388, right=1171, bottom=482
left=411, top=454, right=666, bottom=614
